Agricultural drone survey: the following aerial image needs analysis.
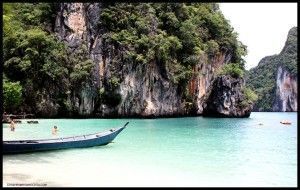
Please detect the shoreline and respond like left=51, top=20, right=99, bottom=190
left=2, top=111, right=297, bottom=121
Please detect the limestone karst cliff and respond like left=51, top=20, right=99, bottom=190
left=246, top=27, right=297, bottom=112
left=54, top=3, right=251, bottom=117
left=3, top=3, right=253, bottom=117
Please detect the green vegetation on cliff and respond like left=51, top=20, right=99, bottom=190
left=217, top=63, right=244, bottom=78
left=99, top=3, right=246, bottom=97
left=3, top=3, right=93, bottom=114
left=3, top=76, right=23, bottom=112
left=100, top=3, right=246, bottom=67
left=239, top=87, right=258, bottom=107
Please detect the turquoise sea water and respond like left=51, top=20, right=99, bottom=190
left=2, top=112, right=297, bottom=187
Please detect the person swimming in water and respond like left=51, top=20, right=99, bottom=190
left=52, top=126, right=58, bottom=135
left=9, top=119, right=16, bottom=131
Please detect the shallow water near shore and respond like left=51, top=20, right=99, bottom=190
left=2, top=112, right=297, bottom=187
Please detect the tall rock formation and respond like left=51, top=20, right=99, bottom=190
left=2, top=3, right=252, bottom=118
left=246, top=27, right=297, bottom=112
left=52, top=2, right=251, bottom=117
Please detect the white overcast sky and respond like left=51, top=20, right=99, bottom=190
left=219, top=3, right=297, bottom=70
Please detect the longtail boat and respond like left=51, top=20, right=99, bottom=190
left=280, top=120, right=292, bottom=125
left=3, top=122, right=129, bottom=154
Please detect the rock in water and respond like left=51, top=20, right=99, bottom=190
left=202, top=75, right=252, bottom=118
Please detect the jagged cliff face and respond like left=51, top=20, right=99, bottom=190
left=115, top=61, right=183, bottom=117
left=188, top=52, right=232, bottom=114
left=202, top=76, right=252, bottom=117
left=246, top=27, right=297, bottom=112
left=55, top=3, right=102, bottom=115
left=53, top=3, right=248, bottom=117
left=273, top=66, right=297, bottom=111
left=115, top=52, right=232, bottom=117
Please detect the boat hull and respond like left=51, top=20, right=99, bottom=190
left=3, top=124, right=127, bottom=154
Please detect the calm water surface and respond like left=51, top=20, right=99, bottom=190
left=2, top=112, right=297, bottom=187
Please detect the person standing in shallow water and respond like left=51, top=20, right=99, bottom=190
left=9, top=119, right=15, bottom=131
left=52, top=126, right=58, bottom=135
